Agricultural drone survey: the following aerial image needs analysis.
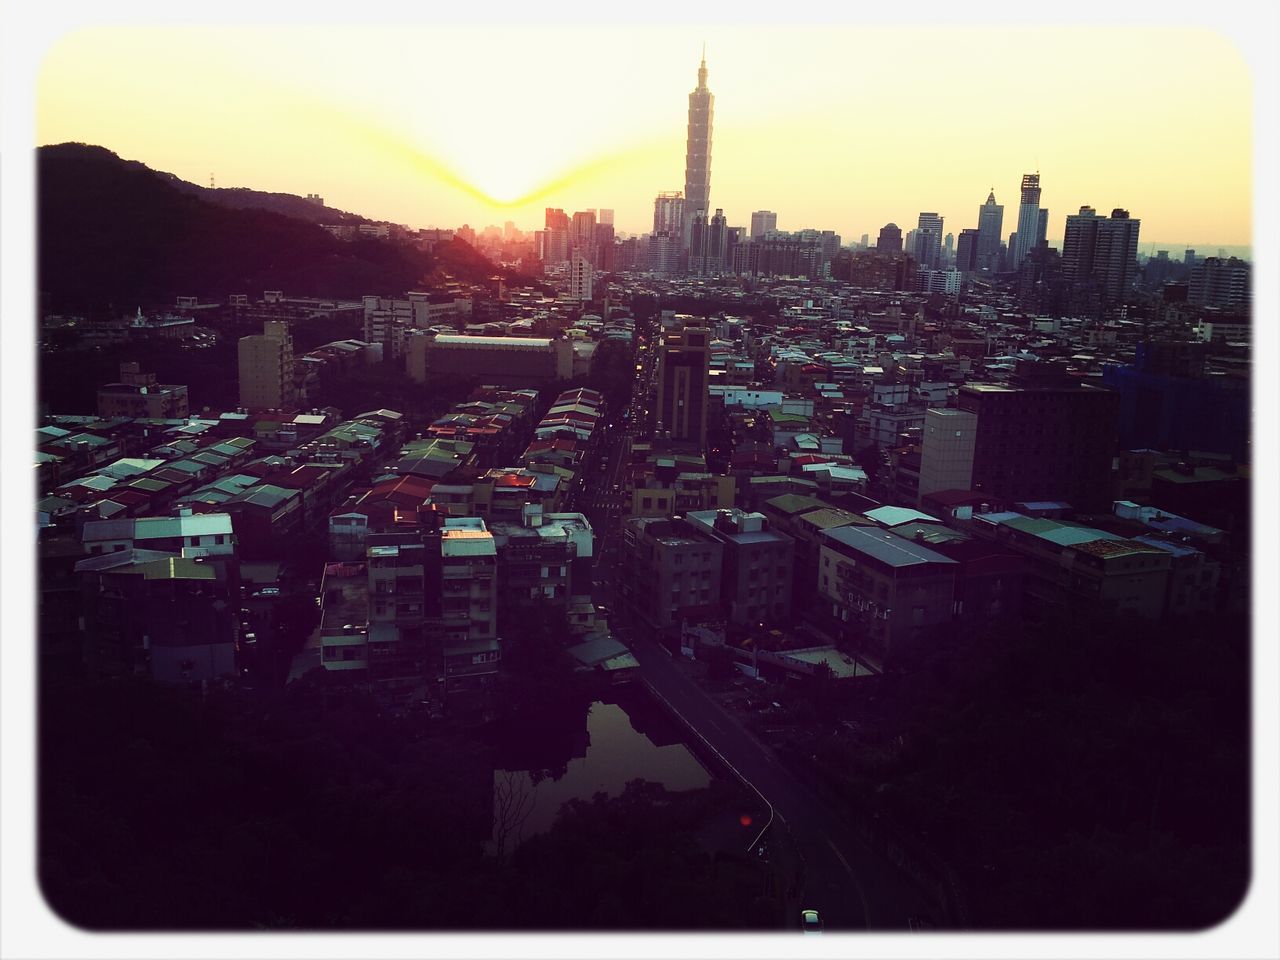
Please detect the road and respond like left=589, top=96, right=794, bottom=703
left=622, top=626, right=938, bottom=930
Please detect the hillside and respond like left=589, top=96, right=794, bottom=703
left=37, top=143, right=431, bottom=314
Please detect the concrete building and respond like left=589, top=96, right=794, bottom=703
left=406, top=333, right=573, bottom=387
left=917, top=408, right=978, bottom=503
left=656, top=324, right=711, bottom=449
left=686, top=508, right=795, bottom=626
left=440, top=518, right=500, bottom=695
left=751, top=210, right=778, bottom=240
left=1189, top=256, right=1250, bottom=309
left=238, top=320, right=296, bottom=412
left=97, top=362, right=189, bottom=420
left=818, top=525, right=957, bottom=666
left=569, top=249, right=593, bottom=301
left=957, top=363, right=1120, bottom=511
left=619, top=516, right=724, bottom=630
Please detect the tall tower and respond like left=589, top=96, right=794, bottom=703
left=1012, top=173, right=1042, bottom=268
left=976, top=189, right=1004, bottom=272
left=683, top=47, right=714, bottom=251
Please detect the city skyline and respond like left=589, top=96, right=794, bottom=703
left=37, top=25, right=1253, bottom=253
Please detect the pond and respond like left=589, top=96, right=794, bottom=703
left=490, top=685, right=713, bottom=848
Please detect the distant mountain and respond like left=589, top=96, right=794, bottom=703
left=37, top=143, right=431, bottom=314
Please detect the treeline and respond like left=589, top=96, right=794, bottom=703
left=816, top=608, right=1250, bottom=929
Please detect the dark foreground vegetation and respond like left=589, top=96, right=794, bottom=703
left=793, top=608, right=1250, bottom=928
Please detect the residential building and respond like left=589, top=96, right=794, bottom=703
left=440, top=518, right=500, bottom=695
left=619, top=516, right=723, bottom=630
left=818, top=525, right=957, bottom=666
left=238, top=320, right=296, bottom=412
left=569, top=250, right=593, bottom=301
left=97, top=362, right=189, bottom=420
left=1189, top=256, right=1250, bottom=309
left=686, top=508, right=795, bottom=626
left=917, top=408, right=978, bottom=503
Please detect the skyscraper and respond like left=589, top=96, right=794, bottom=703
left=976, top=189, right=1004, bottom=272
left=653, top=192, right=685, bottom=238
left=751, top=210, right=778, bottom=239
left=683, top=49, right=714, bottom=250
left=1012, top=173, right=1042, bottom=268
left=915, top=212, right=944, bottom=269
left=956, top=229, right=979, bottom=273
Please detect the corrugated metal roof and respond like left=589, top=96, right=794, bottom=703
left=822, top=526, right=957, bottom=568
left=864, top=505, right=941, bottom=528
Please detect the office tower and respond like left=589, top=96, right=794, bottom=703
left=569, top=250, right=593, bottom=301
left=944, top=232, right=955, bottom=266
left=688, top=209, right=709, bottom=273
left=682, top=50, right=714, bottom=250
left=545, top=208, right=569, bottom=231
left=1012, top=173, right=1042, bottom=268
left=860, top=233, right=870, bottom=249
left=976, top=189, right=1004, bottom=271
left=956, top=228, right=979, bottom=273
left=593, top=221, right=615, bottom=271
left=653, top=191, right=685, bottom=238
left=706, top=208, right=729, bottom=274
left=238, top=320, right=296, bottom=412
left=1184, top=248, right=1197, bottom=267
left=1036, top=208, right=1049, bottom=248
left=914, top=212, right=943, bottom=269
left=751, top=210, right=778, bottom=239
left=503, top=220, right=516, bottom=241
left=876, top=222, right=903, bottom=253
left=597, top=208, right=614, bottom=226
left=656, top=323, right=711, bottom=449
left=1189, top=256, right=1250, bottom=309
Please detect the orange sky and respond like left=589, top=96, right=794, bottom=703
left=37, top=24, right=1253, bottom=251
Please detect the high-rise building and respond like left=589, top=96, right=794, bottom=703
left=656, top=323, right=711, bottom=449
left=543, top=207, right=571, bottom=264
left=1063, top=206, right=1141, bottom=309
left=915, top=212, right=944, bottom=269
left=238, top=320, right=296, bottom=412
left=571, top=210, right=597, bottom=259
left=1012, top=173, right=1042, bottom=268
left=751, top=210, right=778, bottom=239
left=955, top=228, right=980, bottom=273
left=976, top=189, right=1004, bottom=271
left=653, top=191, right=685, bottom=238
left=569, top=250, right=594, bottom=301
left=859, top=233, right=870, bottom=249
left=682, top=50, right=714, bottom=250
left=597, top=208, right=614, bottom=226
left=876, top=223, right=903, bottom=253
left=1189, top=256, right=1250, bottom=309
left=943, top=232, right=955, bottom=266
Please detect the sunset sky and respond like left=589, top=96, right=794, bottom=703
left=35, top=24, right=1253, bottom=252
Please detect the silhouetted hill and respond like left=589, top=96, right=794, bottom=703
left=37, top=143, right=431, bottom=314
left=164, top=176, right=369, bottom=225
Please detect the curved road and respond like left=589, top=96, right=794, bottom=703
left=624, top=628, right=938, bottom=931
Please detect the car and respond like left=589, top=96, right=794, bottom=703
left=801, top=909, right=823, bottom=934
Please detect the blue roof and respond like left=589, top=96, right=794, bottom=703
left=822, top=526, right=957, bottom=568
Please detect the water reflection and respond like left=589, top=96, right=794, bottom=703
left=491, top=686, right=712, bottom=846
